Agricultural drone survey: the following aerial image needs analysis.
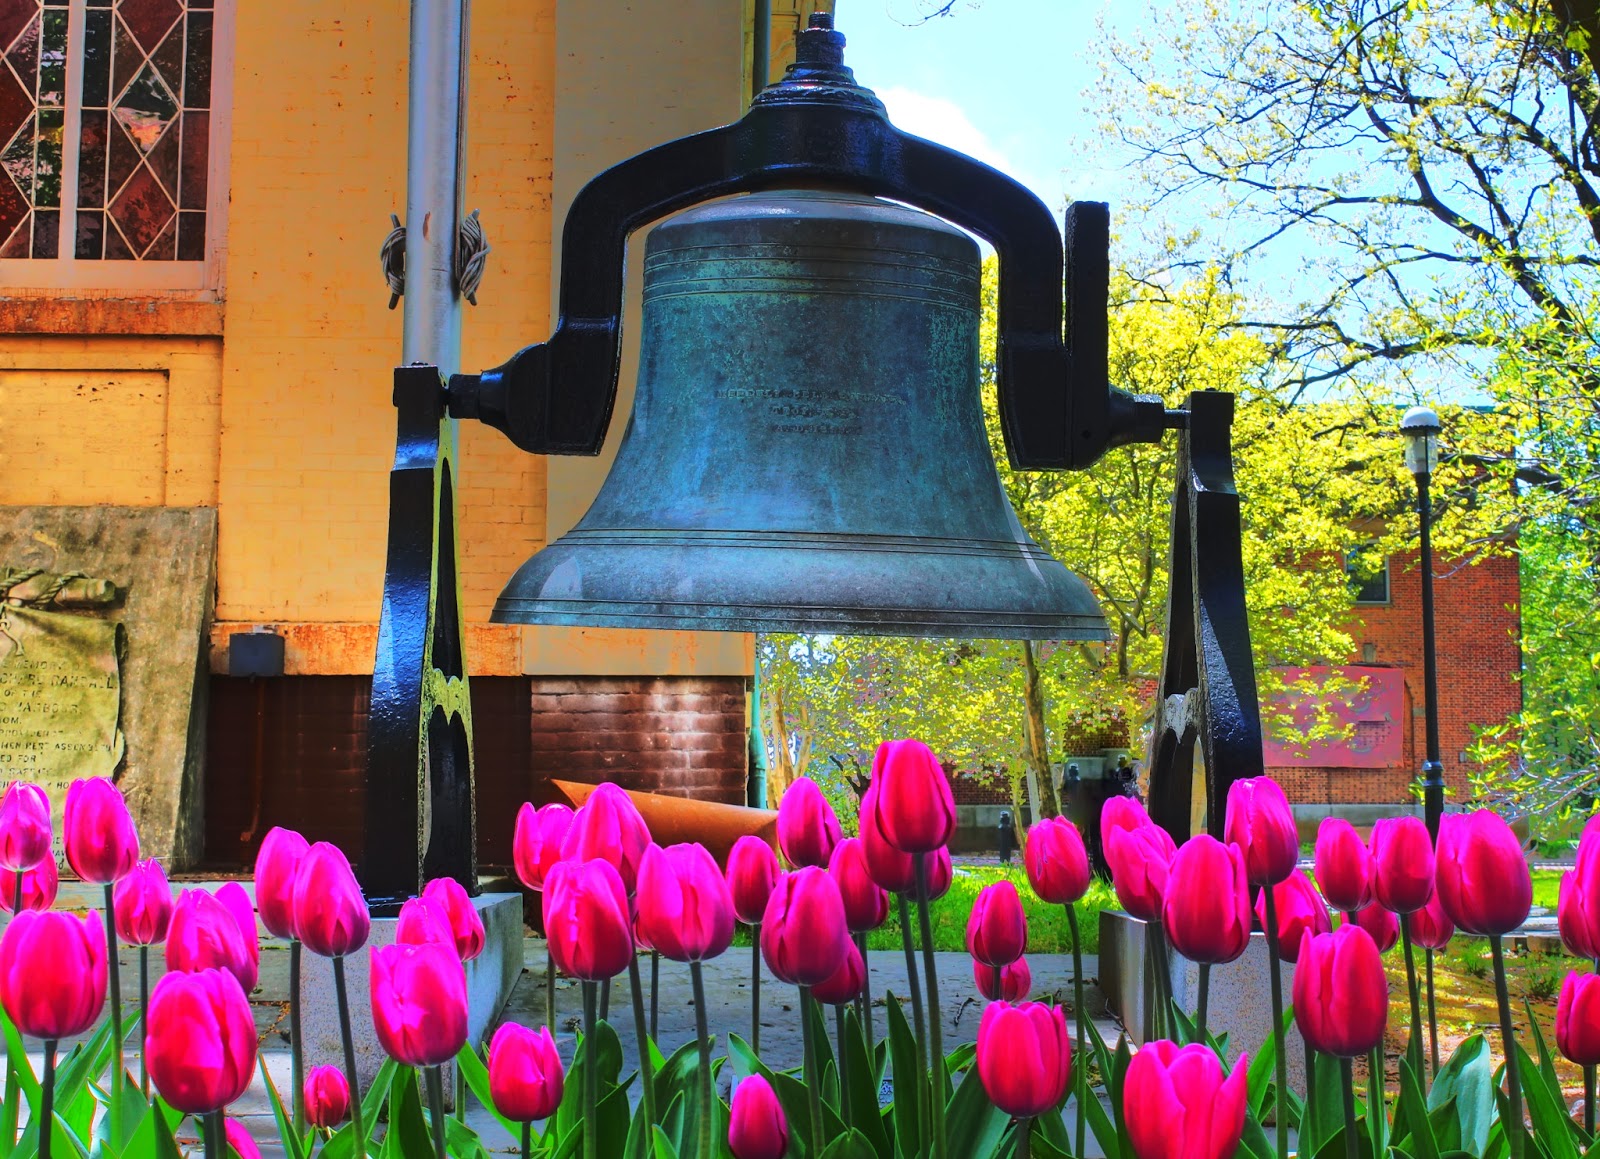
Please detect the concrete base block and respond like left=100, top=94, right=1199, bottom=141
left=1099, top=910, right=1306, bottom=1096
left=300, top=893, right=524, bottom=1095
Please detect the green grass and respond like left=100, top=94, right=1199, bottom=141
left=1532, top=867, right=1561, bottom=910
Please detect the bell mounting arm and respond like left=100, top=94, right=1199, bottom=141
left=448, top=13, right=1164, bottom=471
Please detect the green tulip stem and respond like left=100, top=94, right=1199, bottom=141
left=332, top=955, right=366, bottom=1159
left=11, top=869, right=20, bottom=911
left=138, top=945, right=150, bottom=1099
left=651, top=950, right=661, bottom=1043
left=424, top=1066, right=448, bottom=1159
left=1368, top=1045, right=1384, bottom=1153
left=991, top=964, right=1003, bottom=1000
left=102, top=883, right=123, bottom=1145
left=1016, top=1116, right=1032, bottom=1159
left=799, top=987, right=824, bottom=1156
left=1585, top=1063, right=1595, bottom=1138
left=751, top=929, right=762, bottom=1054
left=1197, top=962, right=1210, bottom=1036
left=628, top=954, right=659, bottom=1130
left=600, top=977, right=611, bottom=1023
left=897, top=894, right=927, bottom=1062
left=521, top=1120, right=532, bottom=1159
left=1425, top=947, right=1439, bottom=1078
left=1399, top=913, right=1425, bottom=1081
left=290, top=940, right=305, bottom=1132
left=205, top=1109, right=223, bottom=1159
left=1489, top=934, right=1524, bottom=1159
left=835, top=1003, right=852, bottom=1131
left=454, top=1063, right=467, bottom=1124
left=915, top=854, right=948, bottom=1159
left=39, top=1039, right=55, bottom=1159
left=855, top=930, right=875, bottom=1054
left=1065, top=904, right=1087, bottom=1159
left=582, top=981, right=598, bottom=1159
left=1261, top=884, right=1288, bottom=1159
left=1339, top=1056, right=1358, bottom=1159
left=545, top=955, right=556, bottom=1034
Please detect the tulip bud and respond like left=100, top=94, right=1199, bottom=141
left=63, top=776, right=139, bottom=884
left=1558, top=971, right=1600, bottom=1066
left=167, top=886, right=259, bottom=993
left=1410, top=889, right=1454, bottom=951
left=1125, top=1040, right=1250, bottom=1159
left=1560, top=870, right=1597, bottom=960
left=292, top=842, right=371, bottom=958
left=726, top=835, right=782, bottom=925
left=811, top=937, right=867, bottom=1006
left=114, top=858, right=173, bottom=946
left=1104, top=821, right=1175, bottom=923
left=636, top=842, right=736, bottom=963
left=146, top=968, right=257, bottom=1113
left=776, top=778, right=842, bottom=869
left=1292, top=925, right=1388, bottom=1057
left=225, top=1118, right=263, bottom=1159
left=974, top=955, right=1031, bottom=1002
left=860, top=785, right=916, bottom=894
left=914, top=845, right=953, bottom=902
left=371, top=941, right=469, bottom=1067
left=1436, top=811, right=1532, bottom=936
left=760, top=865, right=849, bottom=987
left=967, top=880, right=1028, bottom=968
left=1101, top=794, right=1154, bottom=844
left=1369, top=816, right=1435, bottom=915
left=829, top=837, right=889, bottom=933
left=561, top=782, right=652, bottom=894
left=868, top=739, right=956, bottom=854
left=395, top=897, right=454, bottom=948
left=1024, top=816, right=1091, bottom=906
left=0, top=855, right=56, bottom=914
left=976, top=1000, right=1073, bottom=1118
left=304, top=1065, right=351, bottom=1129
left=513, top=802, right=574, bottom=893
left=0, top=909, right=106, bottom=1039
left=728, top=1074, right=788, bottom=1159
left=1223, top=777, right=1298, bottom=887
left=489, top=1022, right=565, bottom=1122
left=1162, top=835, right=1251, bottom=965
left=1353, top=901, right=1398, bottom=954
left=1314, top=817, right=1373, bottom=914
left=0, top=781, right=51, bottom=872
left=421, top=876, right=485, bottom=961
left=543, top=858, right=634, bottom=981
left=253, top=827, right=309, bottom=941
left=1253, top=868, right=1330, bottom=964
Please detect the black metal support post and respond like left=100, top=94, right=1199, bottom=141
left=1415, top=471, right=1445, bottom=842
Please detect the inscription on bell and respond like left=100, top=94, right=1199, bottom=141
left=715, top=385, right=904, bottom=437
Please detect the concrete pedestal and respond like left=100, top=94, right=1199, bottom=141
left=301, top=893, right=524, bottom=1093
left=1099, top=910, right=1306, bottom=1096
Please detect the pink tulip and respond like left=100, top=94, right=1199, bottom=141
left=974, top=955, right=1031, bottom=1002
left=811, top=937, right=867, bottom=1006
left=1292, top=925, right=1388, bottom=1057
left=1561, top=871, right=1598, bottom=959
left=422, top=876, right=485, bottom=961
left=543, top=857, right=634, bottom=981
left=513, top=802, right=574, bottom=893
left=1436, top=811, right=1532, bottom=936
left=860, top=784, right=916, bottom=894
left=292, top=842, right=371, bottom=958
left=966, top=880, right=1028, bottom=967
left=915, top=845, right=954, bottom=902
left=829, top=837, right=889, bottom=933
left=1024, top=816, right=1091, bottom=905
left=0, top=781, right=51, bottom=872
left=1353, top=902, right=1398, bottom=954
left=976, top=1000, right=1073, bottom=1118
left=1370, top=816, right=1435, bottom=915
left=1253, top=868, right=1330, bottom=964
left=304, top=1065, right=350, bottom=1128
left=776, top=778, right=842, bottom=869
left=63, top=776, right=139, bottom=884
left=636, top=842, right=736, bottom=963
left=726, top=835, right=782, bottom=925
left=561, top=782, right=652, bottom=894
left=253, top=827, right=309, bottom=941
left=869, top=739, right=956, bottom=854
left=728, top=1074, right=788, bottom=1159
left=0, top=909, right=106, bottom=1039
left=1410, top=889, right=1455, bottom=951
left=760, top=865, right=849, bottom=987
left=1162, top=835, right=1251, bottom=965
left=395, top=897, right=455, bottom=948
left=1223, top=777, right=1298, bottom=887
left=489, top=1022, right=564, bottom=1122
left=1101, top=794, right=1154, bottom=844
left=113, top=858, right=173, bottom=945
left=1557, top=972, right=1600, bottom=1066
left=0, top=855, right=56, bottom=914
left=1125, top=1040, right=1250, bottom=1159
left=225, top=1119, right=262, bottom=1159
left=370, top=941, right=469, bottom=1067
left=1314, top=817, right=1373, bottom=913
left=167, top=886, right=259, bottom=992
left=145, top=967, right=257, bottom=1113
left=1105, top=821, right=1175, bottom=922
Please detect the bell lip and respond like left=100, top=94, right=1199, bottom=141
left=489, top=599, right=1110, bottom=642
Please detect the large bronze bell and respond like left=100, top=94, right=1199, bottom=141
left=492, top=189, right=1108, bottom=640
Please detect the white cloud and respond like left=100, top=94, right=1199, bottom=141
left=876, top=86, right=1018, bottom=176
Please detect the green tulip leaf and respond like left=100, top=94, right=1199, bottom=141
left=1296, top=1050, right=1346, bottom=1159
left=1, top=1007, right=40, bottom=1112
left=1396, top=1058, right=1441, bottom=1159
left=1082, top=1072, right=1121, bottom=1159
left=1023, top=1119, right=1070, bottom=1159
left=1523, top=999, right=1564, bottom=1101
left=380, top=1069, right=434, bottom=1159
left=1514, top=1042, right=1580, bottom=1159
left=122, top=1096, right=183, bottom=1159
left=943, top=1042, right=976, bottom=1077
left=838, top=1007, right=892, bottom=1159
left=880, top=994, right=924, bottom=1159
left=1428, top=1033, right=1494, bottom=1157
left=817, top=1128, right=878, bottom=1159
left=258, top=1055, right=307, bottom=1159
left=1235, top=1111, right=1273, bottom=1159
left=942, top=1062, right=1007, bottom=1159
left=650, top=1124, right=681, bottom=1159
left=453, top=1043, right=518, bottom=1139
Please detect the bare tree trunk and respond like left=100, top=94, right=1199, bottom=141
left=763, top=682, right=798, bottom=804
left=1008, top=766, right=1030, bottom=851
left=1021, top=640, right=1061, bottom=819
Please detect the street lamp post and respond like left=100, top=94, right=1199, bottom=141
left=1401, top=406, right=1445, bottom=842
